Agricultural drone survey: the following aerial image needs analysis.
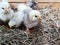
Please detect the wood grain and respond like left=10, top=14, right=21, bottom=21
left=0, top=0, right=60, bottom=2
left=0, top=0, right=60, bottom=9
left=9, top=2, right=60, bottom=9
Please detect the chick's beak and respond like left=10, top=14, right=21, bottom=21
left=38, top=16, right=42, bottom=20
left=5, top=7, right=10, bottom=14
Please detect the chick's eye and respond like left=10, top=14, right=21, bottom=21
left=35, top=15, right=37, bottom=17
left=2, top=8, right=4, bottom=9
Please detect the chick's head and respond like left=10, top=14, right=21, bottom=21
left=29, top=10, right=42, bottom=21
left=0, top=1, right=11, bottom=14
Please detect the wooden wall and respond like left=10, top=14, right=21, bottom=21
left=0, top=0, right=60, bottom=2
left=0, top=0, right=60, bottom=9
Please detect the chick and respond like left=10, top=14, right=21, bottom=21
left=17, top=3, right=32, bottom=15
left=27, top=0, right=38, bottom=9
left=10, top=3, right=17, bottom=11
left=8, top=12, right=25, bottom=28
left=24, top=10, right=42, bottom=37
left=0, top=0, right=14, bottom=23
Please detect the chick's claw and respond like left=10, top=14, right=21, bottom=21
left=25, top=28, right=30, bottom=38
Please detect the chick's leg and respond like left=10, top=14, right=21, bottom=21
left=25, top=28, right=30, bottom=38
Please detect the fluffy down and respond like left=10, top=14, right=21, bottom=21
left=8, top=12, right=25, bottom=28
left=24, top=10, right=42, bottom=28
left=27, top=0, right=38, bottom=9
left=0, top=0, right=14, bottom=22
left=17, top=3, right=32, bottom=14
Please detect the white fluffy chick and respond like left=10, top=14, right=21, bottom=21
left=17, top=3, right=32, bottom=14
left=0, top=0, right=14, bottom=22
left=27, top=0, right=38, bottom=9
left=24, top=10, right=42, bottom=37
left=8, top=12, right=25, bottom=28
left=24, top=10, right=41, bottom=28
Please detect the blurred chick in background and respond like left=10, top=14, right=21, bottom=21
left=27, top=0, right=38, bottom=9
left=10, top=3, right=17, bottom=12
left=17, top=3, right=32, bottom=15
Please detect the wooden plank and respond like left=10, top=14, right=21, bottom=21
left=0, top=0, right=27, bottom=2
left=9, top=0, right=26, bottom=2
left=0, top=0, right=60, bottom=2
left=38, top=2, right=60, bottom=9
left=0, top=0, right=60, bottom=9
left=38, top=0, right=60, bottom=2
left=10, top=2, right=60, bottom=10
left=8, top=0, right=60, bottom=2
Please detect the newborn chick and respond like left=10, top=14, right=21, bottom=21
left=27, top=0, right=38, bottom=9
left=8, top=12, right=25, bottom=28
left=17, top=3, right=32, bottom=14
left=24, top=10, right=42, bottom=37
left=0, top=0, right=14, bottom=24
